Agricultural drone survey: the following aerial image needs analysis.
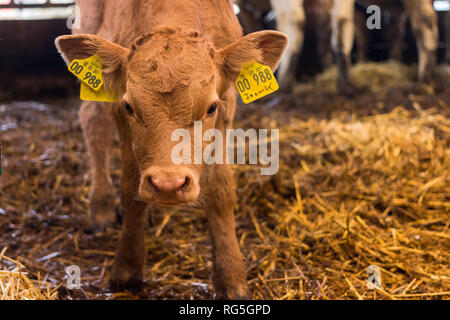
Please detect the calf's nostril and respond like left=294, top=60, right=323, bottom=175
left=178, top=176, right=190, bottom=191
left=148, top=176, right=159, bottom=192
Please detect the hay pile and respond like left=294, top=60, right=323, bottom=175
left=0, top=248, right=59, bottom=300
left=234, top=104, right=449, bottom=299
left=298, top=61, right=450, bottom=94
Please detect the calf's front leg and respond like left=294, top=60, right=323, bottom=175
left=202, top=165, right=249, bottom=300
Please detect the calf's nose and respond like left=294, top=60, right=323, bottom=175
left=139, top=167, right=199, bottom=204
left=149, top=175, right=188, bottom=193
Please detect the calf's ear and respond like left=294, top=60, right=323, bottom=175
left=216, top=31, right=288, bottom=81
left=55, top=34, right=130, bottom=90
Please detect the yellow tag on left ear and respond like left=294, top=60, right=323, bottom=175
left=235, top=61, right=279, bottom=104
left=80, top=83, right=118, bottom=102
left=68, top=54, right=104, bottom=92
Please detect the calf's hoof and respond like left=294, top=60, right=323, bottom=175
left=109, top=276, right=144, bottom=293
left=418, top=69, right=434, bottom=84
left=87, top=194, right=117, bottom=234
left=110, top=259, right=144, bottom=293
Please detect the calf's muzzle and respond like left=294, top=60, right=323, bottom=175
left=139, top=166, right=199, bottom=205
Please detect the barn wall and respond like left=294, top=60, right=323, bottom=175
left=0, top=19, right=70, bottom=75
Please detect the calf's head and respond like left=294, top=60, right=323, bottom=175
left=56, top=27, right=287, bottom=205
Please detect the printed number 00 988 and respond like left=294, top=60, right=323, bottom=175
left=70, top=61, right=101, bottom=89
left=237, top=68, right=273, bottom=93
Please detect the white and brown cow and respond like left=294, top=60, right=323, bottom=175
left=332, top=0, right=439, bottom=95
left=269, top=0, right=307, bottom=88
left=56, top=0, right=287, bottom=299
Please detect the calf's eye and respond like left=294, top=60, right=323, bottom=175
left=207, top=103, right=218, bottom=115
left=125, top=104, right=134, bottom=115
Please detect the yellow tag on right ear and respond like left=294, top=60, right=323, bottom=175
left=80, top=83, right=118, bottom=102
left=68, top=54, right=104, bottom=92
left=235, top=61, right=279, bottom=104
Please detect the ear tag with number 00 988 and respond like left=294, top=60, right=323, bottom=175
left=235, top=61, right=279, bottom=104
left=68, top=54, right=118, bottom=102
left=68, top=54, right=104, bottom=91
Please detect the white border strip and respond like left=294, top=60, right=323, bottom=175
left=0, top=7, right=74, bottom=20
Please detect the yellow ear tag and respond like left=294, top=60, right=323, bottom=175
left=68, top=54, right=118, bottom=102
left=235, top=61, right=279, bottom=104
left=80, top=83, right=118, bottom=102
left=68, top=54, right=104, bottom=92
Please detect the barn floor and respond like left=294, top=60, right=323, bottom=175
left=0, top=62, right=449, bottom=300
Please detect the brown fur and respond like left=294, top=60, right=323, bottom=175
left=56, top=0, right=287, bottom=299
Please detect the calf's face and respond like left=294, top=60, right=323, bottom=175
left=56, top=28, right=287, bottom=205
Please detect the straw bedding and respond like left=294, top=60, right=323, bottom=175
left=0, top=247, right=58, bottom=300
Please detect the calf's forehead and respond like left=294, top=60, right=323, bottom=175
left=124, top=39, right=218, bottom=121
left=126, top=36, right=216, bottom=96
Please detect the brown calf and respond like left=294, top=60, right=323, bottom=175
left=55, top=0, right=287, bottom=299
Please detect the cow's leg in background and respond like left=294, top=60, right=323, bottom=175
left=78, top=101, right=116, bottom=232
left=237, top=0, right=268, bottom=34
left=354, top=7, right=369, bottom=62
left=402, top=0, right=438, bottom=82
left=270, top=0, right=306, bottom=89
left=446, top=11, right=450, bottom=64
left=110, top=106, right=147, bottom=291
left=312, top=0, right=334, bottom=70
left=387, top=8, right=407, bottom=61
left=332, top=0, right=356, bottom=95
